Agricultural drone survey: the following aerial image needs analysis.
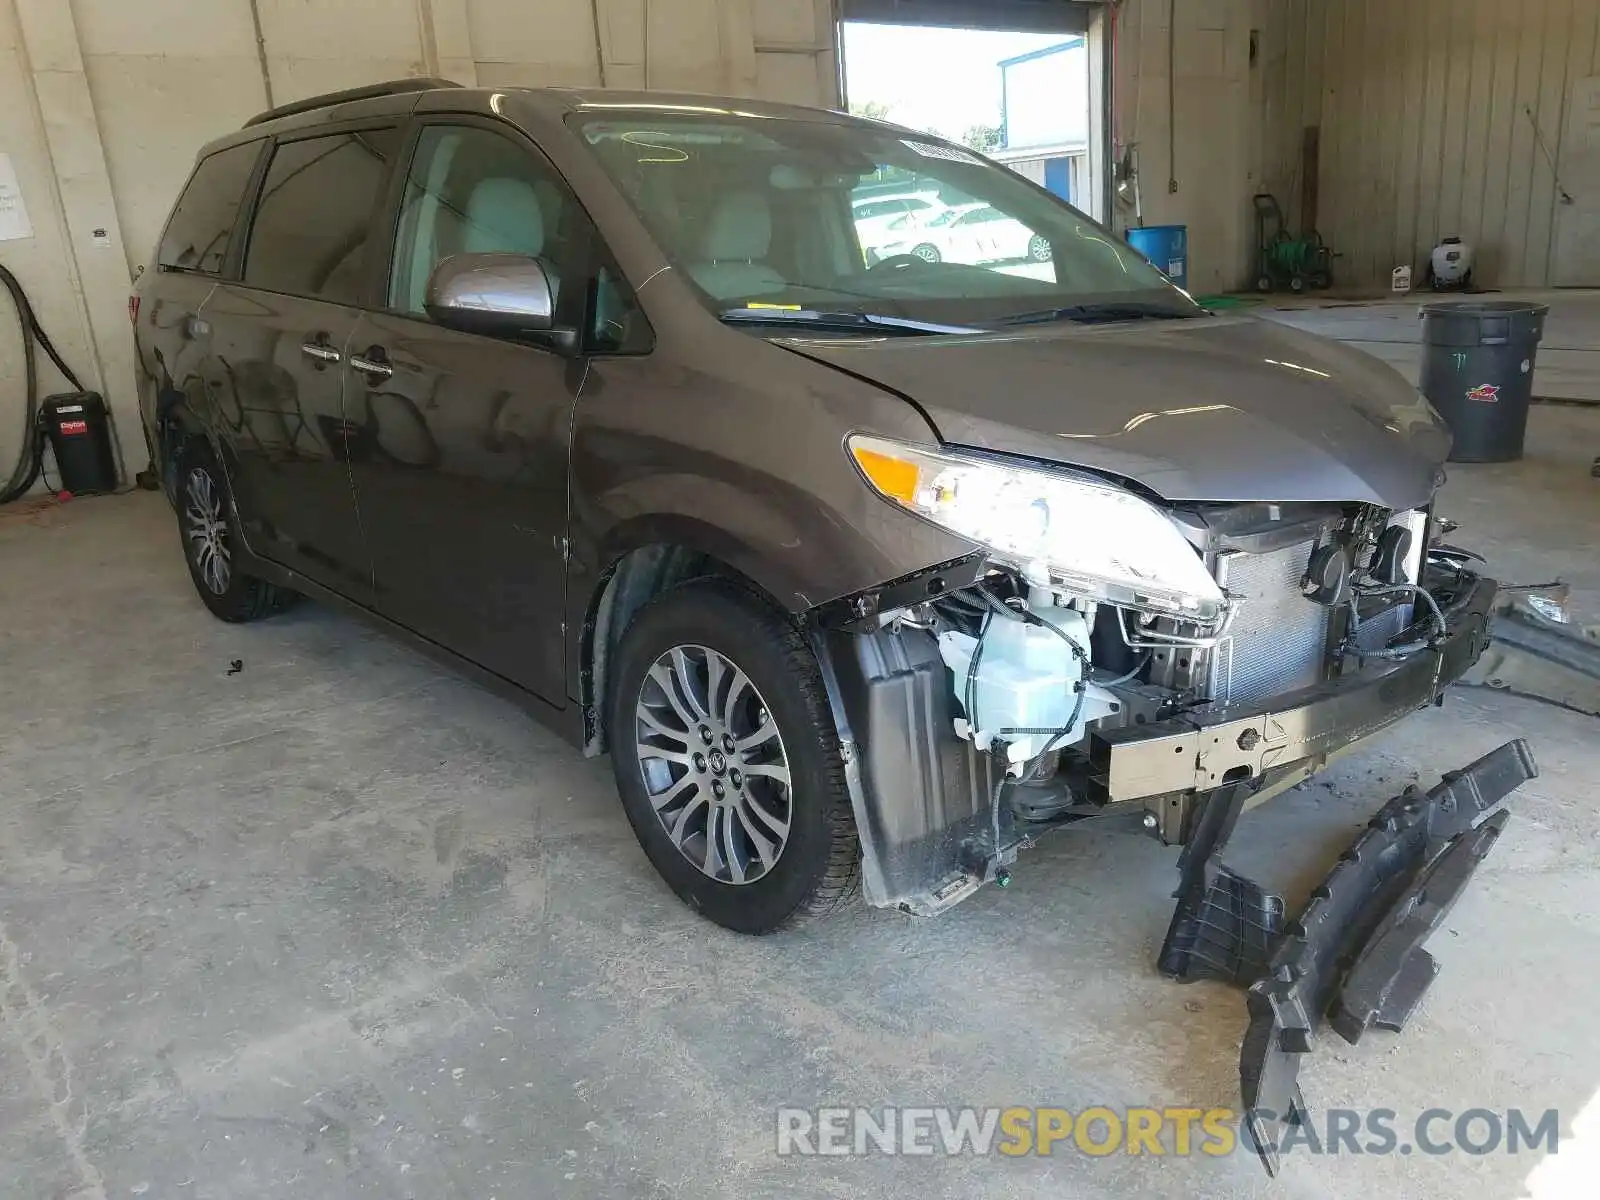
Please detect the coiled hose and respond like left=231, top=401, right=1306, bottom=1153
left=2, top=260, right=86, bottom=503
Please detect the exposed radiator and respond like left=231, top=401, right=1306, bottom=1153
left=1209, top=539, right=1331, bottom=705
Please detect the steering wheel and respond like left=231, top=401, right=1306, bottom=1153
left=867, top=253, right=936, bottom=273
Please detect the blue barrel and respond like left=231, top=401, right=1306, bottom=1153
left=1126, top=224, right=1189, bottom=290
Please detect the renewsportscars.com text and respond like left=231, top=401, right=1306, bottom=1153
left=775, top=1105, right=1561, bottom=1160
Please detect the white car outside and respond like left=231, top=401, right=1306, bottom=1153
left=875, top=203, right=1053, bottom=267
left=851, top=192, right=945, bottom=257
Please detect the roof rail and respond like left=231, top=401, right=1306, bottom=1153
left=244, top=77, right=462, bottom=128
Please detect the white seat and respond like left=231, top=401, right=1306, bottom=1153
left=689, top=190, right=786, bottom=300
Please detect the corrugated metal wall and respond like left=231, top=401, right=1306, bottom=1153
left=1255, top=0, right=1600, bottom=288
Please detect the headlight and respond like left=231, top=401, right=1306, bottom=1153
left=848, top=434, right=1225, bottom=622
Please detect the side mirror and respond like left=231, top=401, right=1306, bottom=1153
left=423, top=253, right=575, bottom=350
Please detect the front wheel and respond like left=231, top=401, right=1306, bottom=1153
left=1028, top=234, right=1053, bottom=262
left=175, top=444, right=296, bottom=622
left=608, top=581, right=859, bottom=933
left=912, top=243, right=942, bottom=264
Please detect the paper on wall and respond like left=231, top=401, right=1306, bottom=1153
left=0, top=154, right=34, bottom=242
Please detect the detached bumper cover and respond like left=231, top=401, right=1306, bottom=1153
left=1240, top=739, right=1538, bottom=1175
left=1090, top=572, right=1497, bottom=804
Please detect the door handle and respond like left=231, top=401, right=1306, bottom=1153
left=301, top=340, right=342, bottom=364
left=349, top=348, right=393, bottom=382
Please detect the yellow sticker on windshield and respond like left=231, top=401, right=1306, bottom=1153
left=745, top=302, right=802, bottom=310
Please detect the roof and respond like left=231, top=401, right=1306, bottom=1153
left=997, top=38, right=1085, bottom=69
left=533, top=87, right=869, bottom=126
left=200, top=79, right=909, bottom=164
left=991, top=140, right=1089, bottom=162
left=204, top=80, right=884, bottom=156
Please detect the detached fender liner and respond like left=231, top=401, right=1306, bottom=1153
left=1240, top=738, right=1538, bottom=1175
left=812, top=624, right=1010, bottom=915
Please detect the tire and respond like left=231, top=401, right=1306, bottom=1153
left=913, top=243, right=942, bottom=264
left=1289, top=274, right=1308, bottom=294
left=175, top=442, right=296, bottom=623
left=1028, top=234, right=1053, bottom=263
left=1255, top=274, right=1274, bottom=293
left=607, top=580, right=860, bottom=934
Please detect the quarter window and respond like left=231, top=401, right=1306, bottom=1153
left=157, top=141, right=263, bottom=274
left=243, top=128, right=402, bottom=304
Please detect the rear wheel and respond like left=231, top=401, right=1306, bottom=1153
left=1028, top=234, right=1053, bottom=262
left=175, top=444, right=296, bottom=622
left=912, top=243, right=942, bottom=264
left=608, top=581, right=859, bottom=933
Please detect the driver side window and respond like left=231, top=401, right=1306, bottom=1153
left=389, top=125, right=573, bottom=316
left=389, top=123, right=650, bottom=353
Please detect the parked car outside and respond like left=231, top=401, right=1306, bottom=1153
left=135, top=81, right=1490, bottom=948
left=872, top=201, right=1054, bottom=266
left=850, top=190, right=945, bottom=261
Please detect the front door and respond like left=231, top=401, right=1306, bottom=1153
left=345, top=120, right=594, bottom=703
left=203, top=125, right=404, bottom=601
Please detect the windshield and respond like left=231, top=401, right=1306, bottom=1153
left=570, top=110, right=1196, bottom=328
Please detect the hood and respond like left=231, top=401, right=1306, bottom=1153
left=782, top=314, right=1451, bottom=510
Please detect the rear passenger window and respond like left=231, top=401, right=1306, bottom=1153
left=157, top=141, right=262, bottom=274
left=243, top=127, right=402, bottom=304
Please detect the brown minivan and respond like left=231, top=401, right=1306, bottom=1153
left=135, top=79, right=1497, bottom=951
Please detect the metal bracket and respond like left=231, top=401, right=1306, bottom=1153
left=1463, top=594, right=1600, bottom=718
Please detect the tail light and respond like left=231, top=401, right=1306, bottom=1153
left=128, top=294, right=140, bottom=324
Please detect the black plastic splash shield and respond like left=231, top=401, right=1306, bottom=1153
left=1239, top=738, right=1537, bottom=1175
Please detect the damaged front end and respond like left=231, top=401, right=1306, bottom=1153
left=808, top=477, right=1530, bottom=1175
left=807, top=462, right=1531, bottom=1175
left=811, top=490, right=1496, bottom=918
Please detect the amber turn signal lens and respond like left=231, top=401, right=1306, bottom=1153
left=851, top=445, right=920, bottom=503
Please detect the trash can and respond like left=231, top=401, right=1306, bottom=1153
left=1419, top=300, right=1547, bottom=462
left=1125, top=225, right=1188, bottom=291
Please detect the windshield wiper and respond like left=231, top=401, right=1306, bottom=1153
left=991, top=302, right=1201, bottom=327
left=718, top=307, right=979, bottom=336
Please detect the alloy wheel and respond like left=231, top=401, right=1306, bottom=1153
left=184, top=466, right=232, bottom=595
left=633, top=644, right=792, bottom=885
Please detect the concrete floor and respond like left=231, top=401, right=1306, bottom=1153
left=2, top=406, right=1599, bottom=1200
left=1258, top=287, right=1600, bottom=403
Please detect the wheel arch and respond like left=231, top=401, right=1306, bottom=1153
left=155, top=396, right=215, bottom=504
left=576, top=524, right=802, bottom=757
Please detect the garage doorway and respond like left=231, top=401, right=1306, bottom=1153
left=837, top=0, right=1109, bottom=224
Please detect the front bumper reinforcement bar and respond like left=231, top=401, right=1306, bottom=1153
left=1238, top=738, right=1538, bottom=1175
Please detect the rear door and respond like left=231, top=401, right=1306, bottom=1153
left=202, top=125, right=404, bottom=601
left=344, top=117, right=650, bottom=703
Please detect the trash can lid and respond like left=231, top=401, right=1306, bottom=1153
left=1419, top=299, right=1550, bottom=318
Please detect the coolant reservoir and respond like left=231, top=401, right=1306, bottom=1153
left=939, top=602, right=1110, bottom=764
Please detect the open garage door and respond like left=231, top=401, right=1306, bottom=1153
left=838, top=0, right=1109, bottom=220
left=840, top=0, right=1097, bottom=34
